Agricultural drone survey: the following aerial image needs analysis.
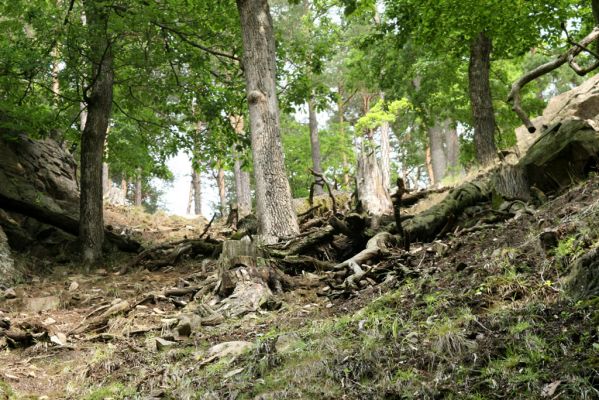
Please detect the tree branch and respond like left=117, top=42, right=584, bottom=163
left=152, top=22, right=240, bottom=62
left=508, top=27, right=599, bottom=133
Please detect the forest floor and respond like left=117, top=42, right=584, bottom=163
left=2, top=176, right=599, bottom=399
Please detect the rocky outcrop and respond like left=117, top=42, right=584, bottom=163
left=0, top=134, right=79, bottom=216
left=516, top=74, right=599, bottom=154
left=0, top=225, right=16, bottom=286
left=520, top=119, right=599, bottom=195
left=0, top=134, right=140, bottom=268
left=499, top=76, right=599, bottom=201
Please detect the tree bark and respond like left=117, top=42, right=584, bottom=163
left=308, top=98, right=324, bottom=195
left=593, top=0, right=599, bottom=54
left=192, top=169, right=202, bottom=216
left=230, top=115, right=252, bottom=217
left=217, top=166, right=226, bottom=216
left=79, top=0, right=114, bottom=267
left=356, top=149, right=393, bottom=215
left=379, top=93, right=391, bottom=191
left=468, top=32, right=497, bottom=166
left=102, top=162, right=110, bottom=195
left=134, top=169, right=142, bottom=207
left=428, top=120, right=447, bottom=186
left=187, top=178, right=193, bottom=215
left=425, top=145, right=434, bottom=186
left=121, top=178, right=127, bottom=201
left=337, top=84, right=350, bottom=188
left=445, top=120, right=460, bottom=173
left=236, top=0, right=299, bottom=238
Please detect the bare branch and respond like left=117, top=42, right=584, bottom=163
left=508, top=27, right=599, bottom=133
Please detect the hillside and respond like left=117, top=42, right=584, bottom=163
left=1, top=170, right=598, bottom=399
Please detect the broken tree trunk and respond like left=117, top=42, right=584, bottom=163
left=356, top=149, right=393, bottom=216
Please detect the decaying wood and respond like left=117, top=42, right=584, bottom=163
left=308, top=169, right=338, bottom=214
left=400, top=186, right=449, bottom=207
left=72, top=300, right=132, bottom=334
left=493, top=164, right=531, bottom=201
left=120, top=238, right=222, bottom=273
left=402, top=180, right=492, bottom=243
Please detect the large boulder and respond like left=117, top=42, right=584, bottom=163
left=516, top=74, right=599, bottom=154
left=0, top=134, right=79, bottom=216
left=520, top=118, right=599, bottom=195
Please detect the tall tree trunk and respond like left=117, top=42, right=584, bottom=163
left=379, top=93, right=391, bottom=191
left=134, top=169, right=142, bottom=207
left=192, top=169, right=202, bottom=216
left=308, top=98, right=324, bottom=195
left=379, top=121, right=391, bottom=190
left=337, top=84, right=350, bottom=188
left=79, top=0, right=114, bottom=266
left=121, top=178, right=127, bottom=201
left=236, top=0, right=299, bottom=238
left=593, top=0, right=599, bottom=54
left=217, top=166, right=227, bottom=216
left=230, top=115, right=252, bottom=217
left=445, top=120, right=460, bottom=174
left=428, top=120, right=448, bottom=186
left=468, top=32, right=497, bottom=165
left=187, top=178, right=193, bottom=215
left=425, top=145, right=434, bottom=186
left=102, top=162, right=110, bottom=195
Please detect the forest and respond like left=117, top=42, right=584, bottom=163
left=2, top=0, right=599, bottom=398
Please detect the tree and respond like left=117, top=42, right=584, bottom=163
left=79, top=0, right=114, bottom=266
left=276, top=0, right=340, bottom=195
left=383, top=0, right=571, bottom=165
left=236, top=0, right=299, bottom=238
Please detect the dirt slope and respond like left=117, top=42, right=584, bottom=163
left=1, top=174, right=598, bottom=399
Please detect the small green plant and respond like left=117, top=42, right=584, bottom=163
left=84, top=382, right=135, bottom=400
left=556, top=236, right=584, bottom=259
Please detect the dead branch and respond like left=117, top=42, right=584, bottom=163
left=309, top=168, right=338, bottom=214
left=508, top=27, right=599, bottom=132
left=200, top=213, right=217, bottom=238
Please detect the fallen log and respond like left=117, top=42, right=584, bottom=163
left=402, top=180, right=492, bottom=243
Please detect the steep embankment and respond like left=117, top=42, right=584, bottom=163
left=1, top=174, right=599, bottom=399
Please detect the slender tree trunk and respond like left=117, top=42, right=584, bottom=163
left=121, top=178, right=127, bottom=202
left=79, top=0, right=114, bottom=267
left=230, top=115, right=252, bottom=217
left=380, top=121, right=391, bottom=190
left=217, top=166, right=227, bottom=216
left=593, top=0, right=599, bottom=53
left=192, top=170, right=202, bottom=216
left=134, top=169, right=142, bottom=207
left=187, top=178, right=193, bottom=215
left=425, top=145, right=434, bottom=186
left=337, top=84, right=350, bottom=188
left=379, top=93, right=391, bottom=191
left=445, top=120, right=460, bottom=174
left=102, top=162, right=110, bottom=195
left=428, top=120, right=448, bottom=186
left=468, top=32, right=497, bottom=165
left=308, top=98, right=324, bottom=195
left=236, top=0, right=299, bottom=238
